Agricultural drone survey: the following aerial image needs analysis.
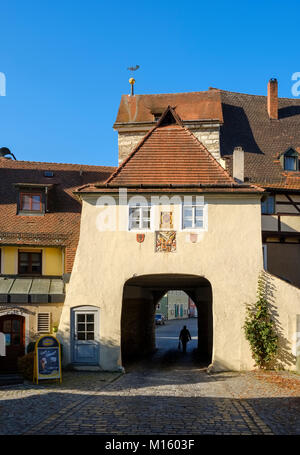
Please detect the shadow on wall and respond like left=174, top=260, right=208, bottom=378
left=220, top=104, right=263, bottom=157
left=56, top=330, right=122, bottom=371
left=260, top=271, right=296, bottom=369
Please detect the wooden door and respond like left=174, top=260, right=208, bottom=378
left=0, top=315, right=25, bottom=372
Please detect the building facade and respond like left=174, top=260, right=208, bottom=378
left=156, top=291, right=189, bottom=320
left=57, top=88, right=300, bottom=373
left=0, top=159, right=114, bottom=371
left=2, top=79, right=300, bottom=374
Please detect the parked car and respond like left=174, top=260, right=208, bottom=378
left=155, top=314, right=166, bottom=325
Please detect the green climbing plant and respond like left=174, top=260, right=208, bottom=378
left=244, top=273, right=278, bottom=369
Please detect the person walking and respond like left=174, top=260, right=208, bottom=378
left=179, top=325, right=191, bottom=353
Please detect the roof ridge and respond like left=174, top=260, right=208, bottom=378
left=220, top=88, right=300, bottom=102
left=0, top=159, right=116, bottom=169
left=121, top=90, right=218, bottom=97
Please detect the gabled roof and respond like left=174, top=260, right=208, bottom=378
left=77, top=107, right=261, bottom=194
left=106, top=106, right=234, bottom=186
left=113, top=86, right=300, bottom=190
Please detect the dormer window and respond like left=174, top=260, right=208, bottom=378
left=14, top=182, right=53, bottom=215
left=20, top=192, right=42, bottom=212
left=281, top=148, right=299, bottom=171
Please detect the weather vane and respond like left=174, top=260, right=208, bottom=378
left=127, top=65, right=140, bottom=96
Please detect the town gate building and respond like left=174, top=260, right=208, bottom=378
left=58, top=81, right=300, bottom=372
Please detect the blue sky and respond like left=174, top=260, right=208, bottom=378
left=0, top=0, right=299, bottom=167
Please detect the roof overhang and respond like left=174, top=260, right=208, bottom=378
left=13, top=183, right=54, bottom=189
left=75, top=183, right=264, bottom=196
left=0, top=277, right=65, bottom=304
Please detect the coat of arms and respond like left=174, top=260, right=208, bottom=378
left=155, top=231, right=176, bottom=252
left=136, top=234, right=145, bottom=243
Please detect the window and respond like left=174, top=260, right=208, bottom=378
left=281, top=149, right=299, bottom=171
left=262, top=245, right=267, bottom=270
left=285, top=155, right=297, bottom=171
left=76, top=313, right=94, bottom=340
left=182, top=204, right=204, bottom=229
left=37, top=313, right=51, bottom=333
left=129, top=205, right=151, bottom=230
left=18, top=251, right=42, bottom=275
left=20, top=192, right=42, bottom=212
left=261, top=195, right=275, bottom=214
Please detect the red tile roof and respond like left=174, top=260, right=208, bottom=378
left=79, top=107, right=262, bottom=194
left=0, top=159, right=116, bottom=271
left=219, top=90, right=300, bottom=189
left=114, top=90, right=223, bottom=125
left=114, top=87, right=300, bottom=191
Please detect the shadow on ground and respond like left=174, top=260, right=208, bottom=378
left=1, top=390, right=300, bottom=435
left=124, top=347, right=210, bottom=372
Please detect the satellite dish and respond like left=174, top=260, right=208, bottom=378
left=0, top=147, right=16, bottom=160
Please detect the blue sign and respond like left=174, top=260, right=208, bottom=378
left=5, top=334, right=11, bottom=346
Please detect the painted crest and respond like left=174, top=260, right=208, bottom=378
left=155, top=231, right=176, bottom=252
left=136, top=234, right=145, bottom=243
left=190, top=233, right=198, bottom=243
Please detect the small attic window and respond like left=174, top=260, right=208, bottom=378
left=281, top=149, right=299, bottom=171
left=44, top=171, right=54, bottom=177
left=153, top=112, right=163, bottom=122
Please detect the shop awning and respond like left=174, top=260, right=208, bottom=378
left=0, top=277, right=65, bottom=303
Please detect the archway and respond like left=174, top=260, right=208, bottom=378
left=121, top=274, right=213, bottom=367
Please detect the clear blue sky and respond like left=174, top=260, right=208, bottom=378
left=0, top=0, right=299, bottom=167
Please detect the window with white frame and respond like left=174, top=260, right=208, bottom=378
left=129, top=204, right=151, bottom=230
left=182, top=204, right=204, bottom=229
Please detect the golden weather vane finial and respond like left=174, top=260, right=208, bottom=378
left=127, top=65, right=140, bottom=96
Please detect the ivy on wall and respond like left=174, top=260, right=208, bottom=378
left=244, top=272, right=278, bottom=369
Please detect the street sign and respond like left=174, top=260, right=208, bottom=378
left=33, top=335, right=62, bottom=384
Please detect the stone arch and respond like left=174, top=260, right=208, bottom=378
left=121, top=273, right=213, bottom=365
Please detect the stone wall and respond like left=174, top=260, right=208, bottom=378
left=192, top=128, right=221, bottom=162
left=117, top=125, right=225, bottom=167
left=118, top=132, right=146, bottom=165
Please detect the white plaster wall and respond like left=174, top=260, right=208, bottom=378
left=264, top=273, right=300, bottom=371
left=58, top=193, right=273, bottom=372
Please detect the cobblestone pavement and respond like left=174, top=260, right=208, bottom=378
left=1, top=351, right=300, bottom=435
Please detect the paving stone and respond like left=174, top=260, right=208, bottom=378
left=0, top=365, right=300, bottom=435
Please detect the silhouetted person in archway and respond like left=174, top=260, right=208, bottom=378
left=179, top=325, right=191, bottom=354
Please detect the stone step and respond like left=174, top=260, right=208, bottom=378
left=72, top=365, right=102, bottom=372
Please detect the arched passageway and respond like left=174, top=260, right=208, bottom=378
left=121, top=274, right=213, bottom=367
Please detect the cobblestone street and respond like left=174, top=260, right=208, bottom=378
left=1, top=351, right=300, bottom=435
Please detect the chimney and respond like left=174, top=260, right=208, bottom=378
left=267, top=78, right=278, bottom=119
left=233, top=146, right=244, bottom=183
